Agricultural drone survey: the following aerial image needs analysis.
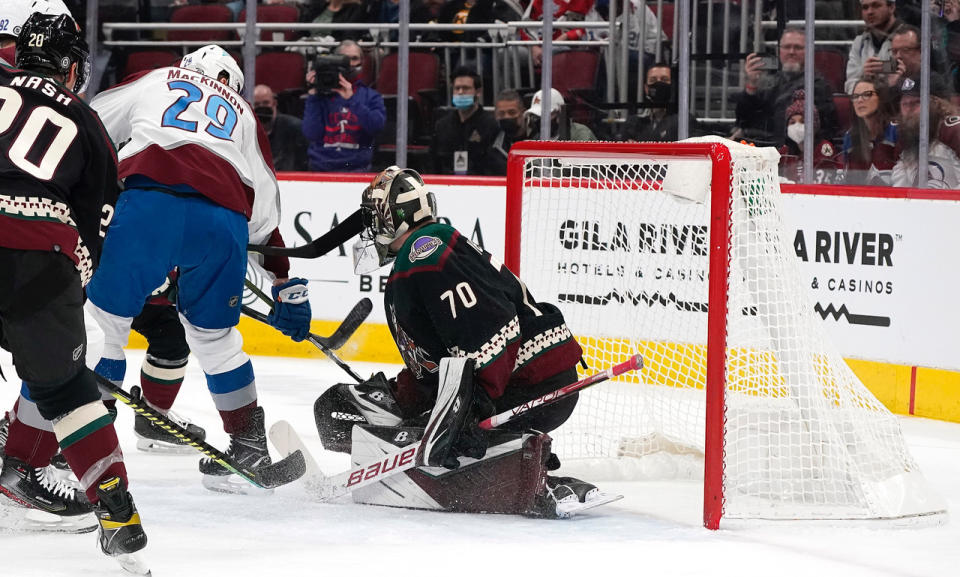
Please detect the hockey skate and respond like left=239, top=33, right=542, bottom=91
left=0, top=456, right=97, bottom=533
left=134, top=410, right=206, bottom=455
left=199, top=406, right=273, bottom=495
left=94, top=476, right=150, bottom=576
left=530, top=475, right=623, bottom=519
left=0, top=413, right=8, bottom=459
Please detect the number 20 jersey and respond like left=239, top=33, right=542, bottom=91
left=0, top=64, right=119, bottom=285
left=90, top=67, right=280, bottom=245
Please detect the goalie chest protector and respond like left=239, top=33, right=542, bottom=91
left=384, top=222, right=582, bottom=402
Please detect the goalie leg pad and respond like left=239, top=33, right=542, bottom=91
left=350, top=424, right=552, bottom=516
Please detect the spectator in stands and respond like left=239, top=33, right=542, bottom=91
left=437, top=0, right=497, bottom=42
left=777, top=90, right=842, bottom=184
left=939, top=0, right=960, bottom=92
left=488, top=89, right=529, bottom=176
left=888, top=23, right=951, bottom=86
left=734, top=26, right=839, bottom=147
left=891, top=75, right=960, bottom=187
left=525, top=0, right=597, bottom=67
left=526, top=88, right=597, bottom=141
left=311, top=0, right=370, bottom=42
left=430, top=67, right=499, bottom=175
left=253, top=84, right=308, bottom=172
left=845, top=0, right=902, bottom=93
left=842, top=77, right=899, bottom=184
left=622, top=63, right=700, bottom=142
left=302, top=40, right=386, bottom=172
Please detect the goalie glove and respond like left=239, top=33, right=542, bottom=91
left=419, top=357, right=494, bottom=470
left=267, top=277, right=311, bottom=342
left=314, top=373, right=404, bottom=453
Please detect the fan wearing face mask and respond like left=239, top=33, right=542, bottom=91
left=253, top=84, right=308, bottom=171
left=622, top=63, right=701, bottom=142
left=777, top=90, right=842, bottom=184
left=430, top=66, right=499, bottom=175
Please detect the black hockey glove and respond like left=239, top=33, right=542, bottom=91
left=448, top=385, right=495, bottom=466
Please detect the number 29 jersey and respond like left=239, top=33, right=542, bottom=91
left=0, top=64, right=119, bottom=285
left=90, top=67, right=280, bottom=245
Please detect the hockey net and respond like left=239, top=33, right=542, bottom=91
left=505, top=138, right=945, bottom=528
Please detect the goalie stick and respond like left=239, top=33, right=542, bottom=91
left=283, top=354, right=643, bottom=501
left=95, top=374, right=306, bottom=490
left=247, top=209, right=363, bottom=259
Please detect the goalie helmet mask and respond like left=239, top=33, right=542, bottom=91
left=354, top=166, right=437, bottom=273
left=15, top=12, right=90, bottom=93
left=180, top=44, right=244, bottom=93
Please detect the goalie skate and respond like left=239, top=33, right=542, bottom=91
left=531, top=476, right=623, bottom=519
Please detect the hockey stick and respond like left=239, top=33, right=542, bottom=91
left=242, top=279, right=372, bottom=352
left=95, top=374, right=306, bottom=489
left=305, top=354, right=643, bottom=501
left=247, top=209, right=363, bottom=259
left=240, top=299, right=370, bottom=383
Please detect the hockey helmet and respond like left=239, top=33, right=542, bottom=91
left=180, top=45, right=244, bottom=93
left=0, top=0, right=72, bottom=39
left=354, top=166, right=437, bottom=272
left=15, top=12, right=90, bottom=93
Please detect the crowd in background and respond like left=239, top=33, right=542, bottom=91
left=63, top=0, right=960, bottom=186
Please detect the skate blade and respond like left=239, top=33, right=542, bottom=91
left=555, top=493, right=623, bottom=519
left=0, top=501, right=97, bottom=534
left=201, top=473, right=274, bottom=496
left=114, top=552, right=151, bottom=576
left=136, top=437, right=199, bottom=455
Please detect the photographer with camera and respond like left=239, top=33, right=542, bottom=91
left=302, top=40, right=386, bottom=172
left=845, top=0, right=902, bottom=93
left=733, top=26, right=838, bottom=147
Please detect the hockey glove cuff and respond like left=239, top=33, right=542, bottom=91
left=267, top=277, right=312, bottom=342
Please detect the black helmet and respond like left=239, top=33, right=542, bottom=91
left=15, top=13, right=90, bottom=92
left=358, top=166, right=437, bottom=269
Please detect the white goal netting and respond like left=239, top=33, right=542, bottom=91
left=511, top=138, right=944, bottom=523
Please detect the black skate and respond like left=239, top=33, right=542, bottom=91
left=94, top=476, right=150, bottom=575
left=134, top=411, right=207, bottom=455
left=0, top=456, right=97, bottom=533
left=530, top=475, right=623, bottom=519
left=0, top=413, right=8, bottom=458
left=199, top=407, right=272, bottom=495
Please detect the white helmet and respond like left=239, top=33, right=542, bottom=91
left=180, top=45, right=244, bottom=93
left=0, top=0, right=72, bottom=39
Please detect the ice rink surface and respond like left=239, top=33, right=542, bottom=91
left=1, top=350, right=958, bottom=577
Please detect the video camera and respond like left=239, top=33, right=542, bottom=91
left=311, top=54, right=352, bottom=96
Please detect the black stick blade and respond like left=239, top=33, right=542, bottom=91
left=314, top=297, right=372, bottom=350
left=253, top=450, right=307, bottom=488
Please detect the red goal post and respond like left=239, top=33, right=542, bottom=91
left=505, top=138, right=945, bottom=529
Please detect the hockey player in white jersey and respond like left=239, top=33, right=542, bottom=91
left=86, top=45, right=312, bottom=494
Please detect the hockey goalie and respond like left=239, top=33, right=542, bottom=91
left=312, top=166, right=620, bottom=518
